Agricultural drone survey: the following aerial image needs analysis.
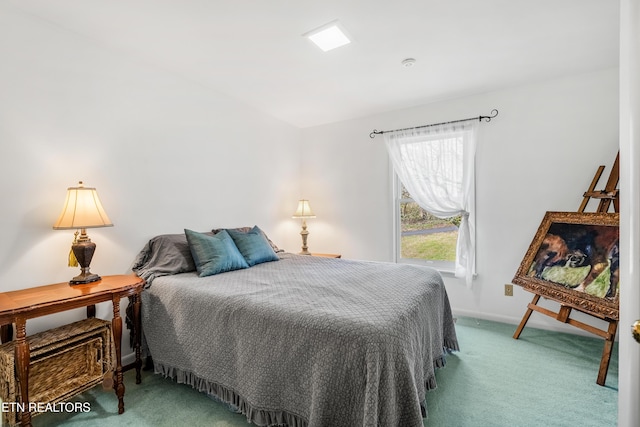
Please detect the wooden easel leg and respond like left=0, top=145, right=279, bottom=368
left=513, top=294, right=541, bottom=339
left=597, top=152, right=619, bottom=213
left=579, top=165, right=605, bottom=213
left=596, top=320, right=618, bottom=386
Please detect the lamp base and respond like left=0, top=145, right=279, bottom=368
left=299, top=221, right=312, bottom=255
left=69, top=232, right=101, bottom=285
left=70, top=272, right=101, bottom=284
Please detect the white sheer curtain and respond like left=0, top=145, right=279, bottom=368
left=384, top=121, right=478, bottom=287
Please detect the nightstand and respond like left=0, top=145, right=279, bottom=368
left=310, top=253, right=341, bottom=258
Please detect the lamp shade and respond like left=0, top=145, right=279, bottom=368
left=53, top=182, right=113, bottom=230
left=292, top=199, right=316, bottom=218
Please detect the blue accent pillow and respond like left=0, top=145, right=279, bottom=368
left=184, top=229, right=249, bottom=277
left=226, top=226, right=280, bottom=267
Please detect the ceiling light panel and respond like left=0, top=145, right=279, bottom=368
left=305, top=20, right=351, bottom=52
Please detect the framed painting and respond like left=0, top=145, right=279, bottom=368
left=513, top=211, right=619, bottom=320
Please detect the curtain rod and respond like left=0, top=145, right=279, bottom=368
left=369, top=109, right=498, bottom=139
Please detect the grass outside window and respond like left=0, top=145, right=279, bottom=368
left=401, top=230, right=458, bottom=261
left=399, top=199, right=459, bottom=262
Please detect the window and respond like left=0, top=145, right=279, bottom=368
left=395, top=179, right=461, bottom=272
left=385, top=121, right=477, bottom=285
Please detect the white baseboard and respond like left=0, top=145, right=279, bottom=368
left=451, top=308, right=612, bottom=339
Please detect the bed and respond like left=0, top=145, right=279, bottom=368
left=132, top=228, right=458, bottom=427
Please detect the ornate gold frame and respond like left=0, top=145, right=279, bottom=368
left=513, top=211, right=619, bottom=320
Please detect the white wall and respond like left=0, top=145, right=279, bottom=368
left=0, top=5, right=302, bottom=346
left=301, top=68, right=620, bottom=334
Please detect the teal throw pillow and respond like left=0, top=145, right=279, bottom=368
left=227, top=226, right=279, bottom=267
left=184, top=229, right=249, bottom=277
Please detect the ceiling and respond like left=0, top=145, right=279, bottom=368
left=4, top=0, right=620, bottom=128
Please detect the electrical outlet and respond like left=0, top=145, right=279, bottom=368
left=504, top=284, right=514, bottom=296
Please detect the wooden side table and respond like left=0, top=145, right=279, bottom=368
left=0, top=274, right=145, bottom=427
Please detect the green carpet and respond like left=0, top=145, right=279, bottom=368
left=33, top=317, right=618, bottom=427
left=424, top=317, right=618, bottom=427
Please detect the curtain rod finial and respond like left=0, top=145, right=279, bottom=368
left=481, top=109, right=499, bottom=122
left=370, top=129, right=382, bottom=139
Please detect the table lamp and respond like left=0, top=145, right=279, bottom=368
left=53, top=181, right=113, bottom=284
left=292, top=199, right=316, bottom=255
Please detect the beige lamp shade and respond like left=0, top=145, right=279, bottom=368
left=292, top=199, right=316, bottom=219
left=53, top=182, right=113, bottom=230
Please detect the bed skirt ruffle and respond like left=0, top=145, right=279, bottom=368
left=153, top=343, right=458, bottom=427
left=154, top=361, right=308, bottom=427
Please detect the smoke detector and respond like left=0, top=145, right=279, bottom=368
left=401, top=58, right=416, bottom=68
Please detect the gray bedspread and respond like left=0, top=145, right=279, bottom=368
left=141, top=253, right=458, bottom=427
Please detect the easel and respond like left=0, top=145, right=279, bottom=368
left=513, top=153, right=619, bottom=386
